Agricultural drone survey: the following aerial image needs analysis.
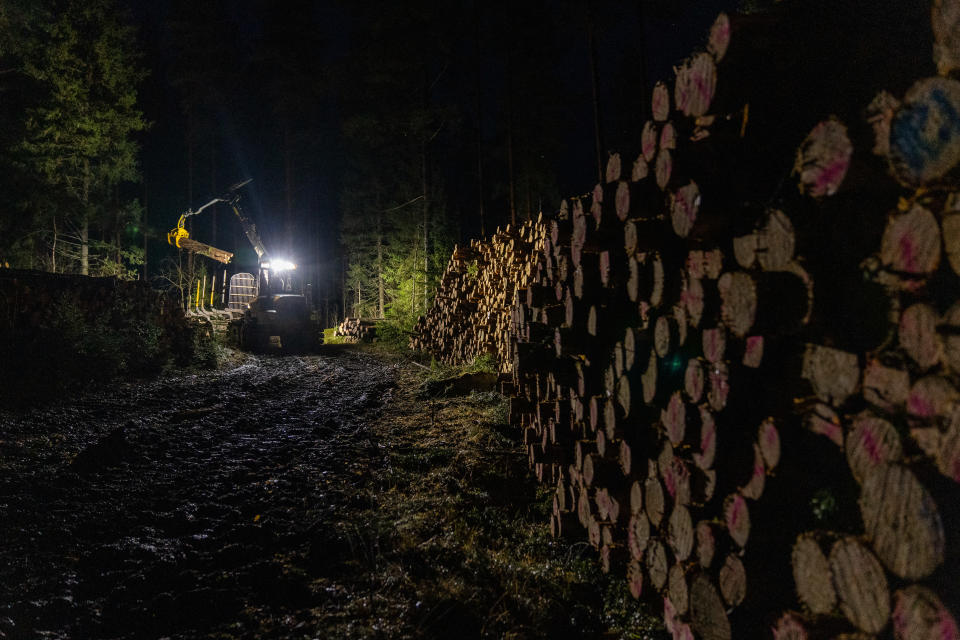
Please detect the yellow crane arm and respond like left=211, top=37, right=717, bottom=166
left=167, top=210, right=233, bottom=264
left=167, top=213, right=190, bottom=247
left=168, top=180, right=253, bottom=261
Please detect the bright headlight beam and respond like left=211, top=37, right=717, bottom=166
left=269, top=259, right=296, bottom=271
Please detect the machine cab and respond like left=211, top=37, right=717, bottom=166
left=258, top=258, right=303, bottom=297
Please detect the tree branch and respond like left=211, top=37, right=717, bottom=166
left=382, top=194, right=424, bottom=213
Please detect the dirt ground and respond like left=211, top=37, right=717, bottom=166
left=0, top=345, right=663, bottom=639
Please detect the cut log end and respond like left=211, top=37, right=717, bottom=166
left=668, top=563, right=690, bottom=615
left=707, top=12, right=731, bottom=61
left=675, top=52, right=717, bottom=118
left=792, top=533, right=837, bottom=616
left=646, top=538, right=669, bottom=591
left=718, top=553, right=746, bottom=607
left=652, top=81, right=671, bottom=122
left=829, top=537, right=890, bottom=634
left=627, top=559, right=645, bottom=600
left=628, top=511, right=651, bottom=562
left=668, top=504, right=694, bottom=561
left=802, top=344, right=860, bottom=406
left=859, top=463, right=945, bottom=580
left=880, top=204, right=942, bottom=276
left=793, top=118, right=852, bottom=198
left=845, top=412, right=903, bottom=484
left=889, top=77, right=960, bottom=187
left=892, top=585, right=960, bottom=640
left=758, top=418, right=781, bottom=471
left=723, top=493, right=750, bottom=548
left=689, top=573, right=732, bottom=640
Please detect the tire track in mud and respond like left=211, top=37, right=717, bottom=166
left=0, top=347, right=397, bottom=639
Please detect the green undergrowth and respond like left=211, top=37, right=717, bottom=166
left=415, top=351, right=498, bottom=384
left=310, top=359, right=666, bottom=639
left=323, top=326, right=348, bottom=344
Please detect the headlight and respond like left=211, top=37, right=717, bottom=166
left=265, top=258, right=296, bottom=271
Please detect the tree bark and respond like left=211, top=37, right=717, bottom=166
left=51, top=216, right=57, bottom=273
left=284, top=120, right=294, bottom=254
left=422, top=144, right=429, bottom=314
left=377, top=213, right=385, bottom=318
left=210, top=130, right=217, bottom=249
left=142, top=178, right=148, bottom=279
left=81, top=158, right=90, bottom=275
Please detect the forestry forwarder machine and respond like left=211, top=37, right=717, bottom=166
left=167, top=179, right=319, bottom=352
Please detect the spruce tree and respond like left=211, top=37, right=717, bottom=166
left=14, top=0, right=147, bottom=275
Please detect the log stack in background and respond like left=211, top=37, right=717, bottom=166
left=413, top=2, right=960, bottom=638
left=0, top=269, right=187, bottom=344
left=410, top=220, right=545, bottom=367
left=0, top=268, right=198, bottom=396
left=334, top=317, right=378, bottom=343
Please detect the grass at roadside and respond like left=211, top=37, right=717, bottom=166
left=305, top=350, right=667, bottom=639
left=323, top=327, right=348, bottom=344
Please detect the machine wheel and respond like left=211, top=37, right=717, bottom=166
left=281, top=333, right=306, bottom=353
left=239, top=322, right=263, bottom=352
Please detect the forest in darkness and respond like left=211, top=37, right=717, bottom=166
left=0, top=0, right=742, bottom=332
left=2, top=0, right=959, bottom=637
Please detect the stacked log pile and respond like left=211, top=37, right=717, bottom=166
left=0, top=269, right=198, bottom=387
left=0, top=269, right=185, bottom=340
left=410, top=221, right=545, bottom=367
left=415, top=2, right=960, bottom=638
left=334, top=317, right=378, bottom=343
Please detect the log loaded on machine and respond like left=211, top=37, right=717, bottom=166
left=167, top=179, right=320, bottom=351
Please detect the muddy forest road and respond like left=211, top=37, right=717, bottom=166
left=0, top=348, right=399, bottom=640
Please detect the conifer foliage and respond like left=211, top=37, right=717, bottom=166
left=0, top=0, right=147, bottom=276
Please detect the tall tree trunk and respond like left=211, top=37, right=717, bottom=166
left=210, top=130, right=217, bottom=248
left=422, top=145, right=429, bottom=314
left=186, top=106, right=195, bottom=282
left=81, top=158, right=90, bottom=276
left=51, top=216, right=57, bottom=273
left=411, top=239, right=418, bottom=318
left=422, top=63, right=432, bottom=315
left=143, top=176, right=148, bottom=280
left=313, top=193, right=322, bottom=313
left=284, top=120, right=294, bottom=254
left=115, top=185, right=121, bottom=269
left=587, top=1, right=603, bottom=183
left=378, top=237, right=385, bottom=318
left=341, top=256, right=347, bottom=322
left=80, top=221, right=89, bottom=276
left=377, top=201, right=385, bottom=318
